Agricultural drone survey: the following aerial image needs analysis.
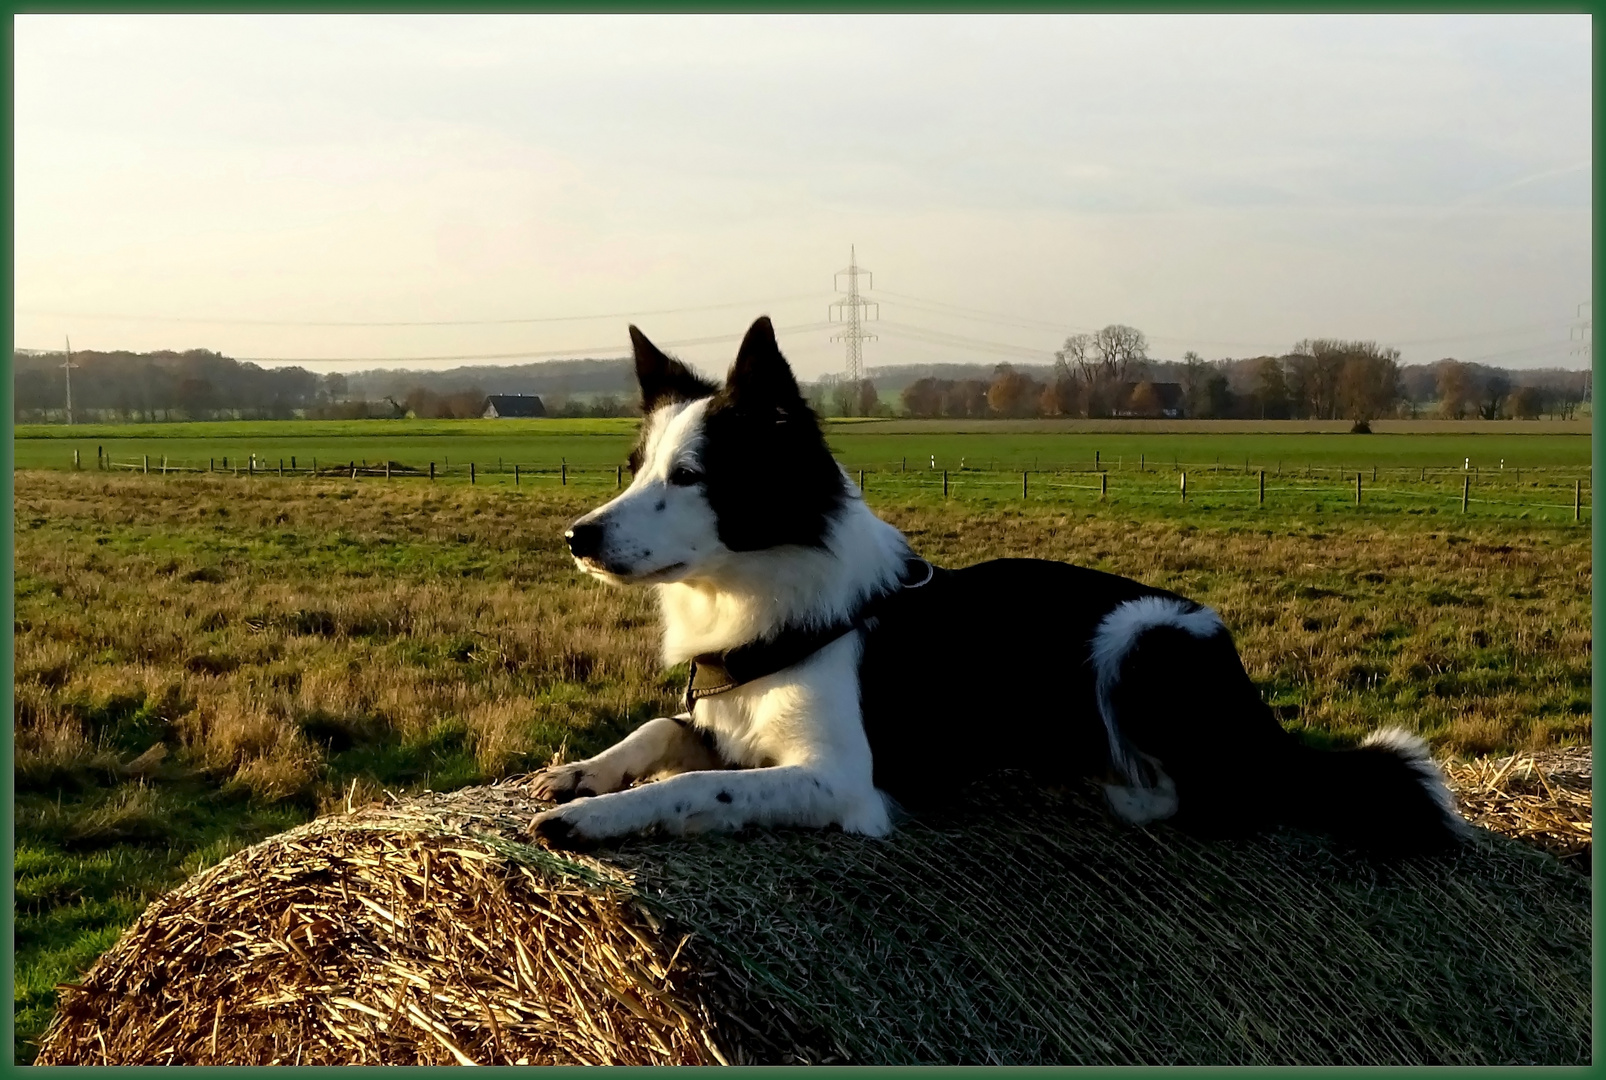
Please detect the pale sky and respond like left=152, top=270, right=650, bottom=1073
left=12, top=13, right=1594, bottom=378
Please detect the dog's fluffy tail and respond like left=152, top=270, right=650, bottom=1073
left=1276, top=728, right=1469, bottom=855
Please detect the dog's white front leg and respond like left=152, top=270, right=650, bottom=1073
left=531, top=765, right=890, bottom=847
left=531, top=716, right=723, bottom=802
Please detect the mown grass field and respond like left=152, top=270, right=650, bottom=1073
left=10, top=451, right=1594, bottom=1060
left=14, top=417, right=1594, bottom=475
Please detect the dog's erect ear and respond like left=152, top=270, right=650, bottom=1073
left=631, top=325, right=715, bottom=412
left=727, top=316, right=804, bottom=407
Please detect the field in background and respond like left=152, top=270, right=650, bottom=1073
left=11, top=448, right=1594, bottom=1058
left=16, top=418, right=1593, bottom=529
left=15, top=416, right=1594, bottom=473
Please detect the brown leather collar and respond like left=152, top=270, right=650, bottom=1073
left=683, top=557, right=935, bottom=713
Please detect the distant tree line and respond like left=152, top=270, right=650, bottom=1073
left=13, top=336, right=1591, bottom=423
left=876, top=326, right=1589, bottom=423
left=12, top=349, right=340, bottom=422
left=9, top=348, right=636, bottom=423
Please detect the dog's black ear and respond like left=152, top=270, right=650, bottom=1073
left=727, top=316, right=804, bottom=407
left=631, top=325, right=715, bottom=411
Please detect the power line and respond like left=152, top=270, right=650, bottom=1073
left=228, top=320, right=838, bottom=366
left=875, top=321, right=1054, bottom=361
left=15, top=293, right=829, bottom=328
left=871, top=287, right=1578, bottom=352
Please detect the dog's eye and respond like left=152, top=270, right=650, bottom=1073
left=668, top=465, right=703, bottom=487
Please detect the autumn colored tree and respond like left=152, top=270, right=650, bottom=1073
left=1435, top=360, right=1474, bottom=419
left=1335, top=345, right=1401, bottom=424
left=1127, top=380, right=1161, bottom=417
left=1508, top=385, right=1543, bottom=419
left=986, top=364, right=1044, bottom=418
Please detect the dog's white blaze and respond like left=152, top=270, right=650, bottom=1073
left=1089, top=596, right=1225, bottom=798
left=569, top=399, right=719, bottom=582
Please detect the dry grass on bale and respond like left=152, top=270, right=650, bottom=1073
left=35, top=772, right=1591, bottom=1067
left=1443, top=747, right=1592, bottom=870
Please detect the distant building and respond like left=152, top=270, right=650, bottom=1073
left=482, top=394, right=546, bottom=419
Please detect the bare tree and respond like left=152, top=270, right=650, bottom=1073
left=1478, top=373, right=1511, bottom=420
left=1287, top=340, right=1351, bottom=420
left=1092, top=324, right=1149, bottom=384
left=1180, top=351, right=1210, bottom=418
left=1255, top=357, right=1289, bottom=419
left=1054, top=333, right=1097, bottom=414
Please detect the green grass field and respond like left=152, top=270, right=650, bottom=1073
left=14, top=418, right=1594, bottom=527
left=15, top=417, right=1594, bottom=474
left=9, top=421, right=1595, bottom=1060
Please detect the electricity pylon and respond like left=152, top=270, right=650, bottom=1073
left=829, top=246, right=879, bottom=382
left=62, top=336, right=77, bottom=426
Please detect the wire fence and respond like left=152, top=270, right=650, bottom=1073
left=81, top=449, right=1592, bottom=524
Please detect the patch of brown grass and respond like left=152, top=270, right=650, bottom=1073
left=14, top=471, right=1590, bottom=813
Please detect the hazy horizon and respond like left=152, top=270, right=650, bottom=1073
left=14, top=14, right=1594, bottom=378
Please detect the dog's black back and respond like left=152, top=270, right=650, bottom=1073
left=858, top=558, right=1173, bottom=802
left=858, top=558, right=1460, bottom=855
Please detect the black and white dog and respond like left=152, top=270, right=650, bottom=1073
left=531, top=317, right=1466, bottom=855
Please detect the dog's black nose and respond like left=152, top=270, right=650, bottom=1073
left=565, top=522, right=604, bottom=559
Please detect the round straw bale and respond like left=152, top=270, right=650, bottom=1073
left=35, top=774, right=1590, bottom=1065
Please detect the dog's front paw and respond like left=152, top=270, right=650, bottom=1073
left=530, top=804, right=602, bottom=851
left=532, top=763, right=610, bottom=804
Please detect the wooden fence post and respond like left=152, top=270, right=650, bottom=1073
left=429, top=462, right=435, bottom=481
left=561, top=462, right=567, bottom=485
left=1179, top=471, right=1186, bottom=502
left=943, top=470, right=949, bottom=498
left=1100, top=472, right=1108, bottom=500
left=1462, top=475, right=1470, bottom=513
left=1022, top=471, right=1028, bottom=498
left=617, top=464, right=623, bottom=489
left=1258, top=470, right=1265, bottom=505
left=859, top=469, right=865, bottom=491
left=514, top=464, right=520, bottom=486
left=471, top=463, right=476, bottom=485
left=385, top=460, right=391, bottom=479
left=73, top=449, right=79, bottom=469
left=1095, top=450, right=1100, bottom=471
left=1356, top=472, right=1362, bottom=505
left=143, top=455, right=149, bottom=474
